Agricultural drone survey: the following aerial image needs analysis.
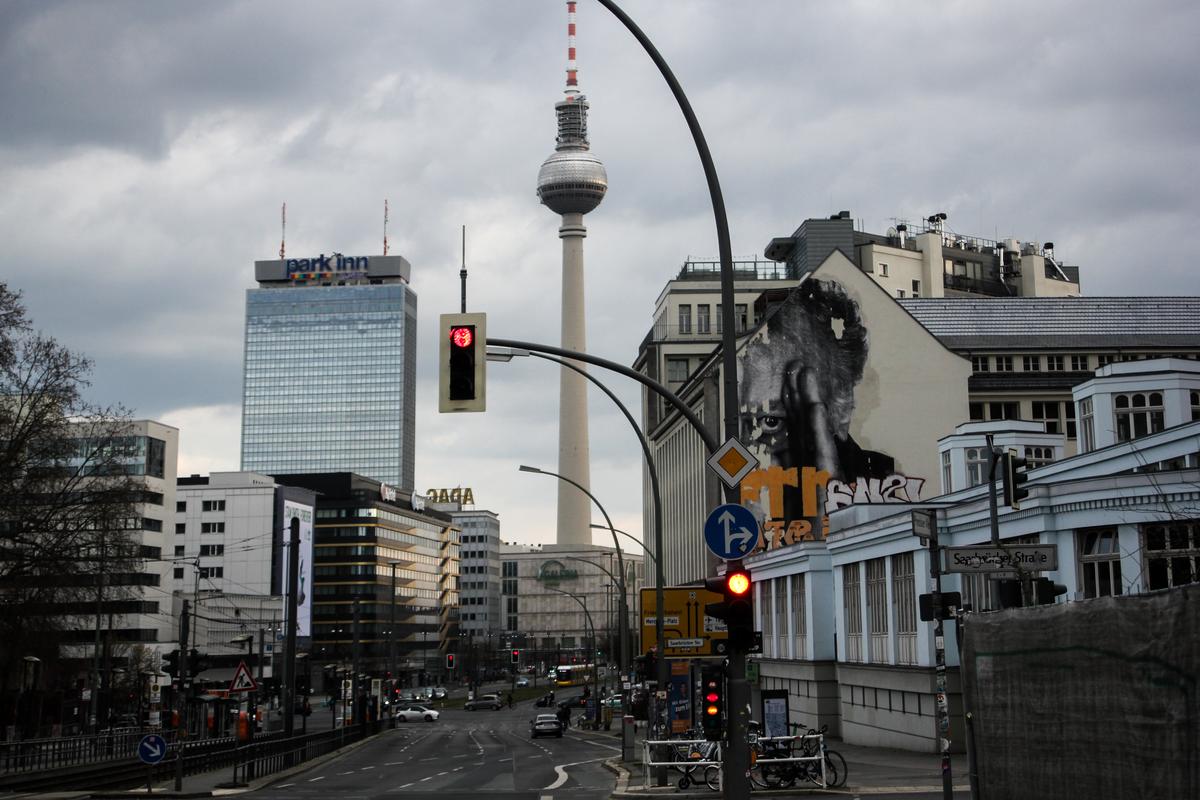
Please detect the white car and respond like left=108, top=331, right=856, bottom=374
left=395, top=704, right=439, bottom=722
left=516, top=677, right=530, bottom=688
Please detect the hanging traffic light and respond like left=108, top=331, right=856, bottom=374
left=163, top=649, right=181, bottom=678
left=445, top=653, right=456, bottom=671
left=705, top=564, right=754, bottom=649
left=700, top=664, right=726, bottom=742
left=1001, top=449, right=1031, bottom=511
left=510, top=649, right=520, bottom=665
left=439, top=312, right=486, bottom=412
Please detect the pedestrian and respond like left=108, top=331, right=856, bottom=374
left=506, top=692, right=513, bottom=709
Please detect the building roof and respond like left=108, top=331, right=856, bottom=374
left=898, top=297, right=1200, bottom=349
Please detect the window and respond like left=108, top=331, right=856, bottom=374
left=791, top=573, right=807, bottom=658
left=1079, top=398, right=1095, bottom=452
left=176, top=501, right=187, bottom=513
left=678, top=305, right=692, bottom=334
left=892, top=552, right=917, bottom=665
left=911, top=279, right=921, bottom=297
left=1031, top=401, right=1061, bottom=434
left=965, top=447, right=989, bottom=487
left=173, top=567, right=184, bottom=580
left=506, top=597, right=518, bottom=614
left=866, top=558, right=888, bottom=663
left=1096, top=354, right=1116, bottom=367
left=971, top=356, right=990, bottom=373
left=1065, top=402, right=1077, bottom=440
left=879, top=263, right=889, bottom=277
left=1114, top=392, right=1164, bottom=442
left=202, top=500, right=226, bottom=512
left=1071, top=355, right=1089, bottom=371
left=843, top=563, right=862, bottom=662
left=175, top=523, right=186, bottom=535
left=941, top=451, right=952, bottom=492
left=201, top=522, right=225, bottom=534
left=502, top=561, right=516, bottom=578
left=969, top=403, right=985, bottom=421
left=174, top=545, right=185, bottom=557
left=773, top=578, right=787, bottom=659
left=142, top=518, right=162, bottom=532
left=995, top=356, right=1014, bottom=372
left=1047, top=355, right=1065, bottom=372
left=199, top=566, right=224, bottom=579
left=199, top=544, right=225, bottom=557
left=1193, top=391, right=1200, bottom=422
left=666, top=357, right=690, bottom=383
left=895, top=289, right=906, bottom=298
left=1024, top=446, right=1054, bottom=467
left=735, top=304, right=749, bottom=332
left=1023, top=356, right=1041, bottom=372
left=1143, top=521, right=1199, bottom=590
left=697, top=304, right=710, bottom=334
left=1078, top=528, right=1122, bottom=598
left=989, top=401, right=1020, bottom=420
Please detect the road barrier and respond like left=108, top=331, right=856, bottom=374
left=640, top=737, right=721, bottom=789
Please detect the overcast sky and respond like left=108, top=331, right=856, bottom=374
left=3, top=0, right=1197, bottom=553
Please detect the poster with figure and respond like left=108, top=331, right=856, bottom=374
left=281, top=500, right=314, bottom=637
left=739, top=278, right=925, bottom=552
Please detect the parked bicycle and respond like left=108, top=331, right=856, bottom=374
left=793, top=724, right=848, bottom=788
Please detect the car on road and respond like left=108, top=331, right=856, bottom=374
left=516, top=677, right=530, bottom=688
left=557, top=694, right=589, bottom=709
left=395, top=704, right=439, bottom=722
left=464, top=693, right=503, bottom=711
left=530, top=713, right=564, bottom=738
left=432, top=687, right=448, bottom=700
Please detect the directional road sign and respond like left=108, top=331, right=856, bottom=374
left=704, top=503, right=760, bottom=560
left=640, top=586, right=729, bottom=658
left=137, top=733, right=167, bottom=765
left=945, top=544, right=1059, bottom=573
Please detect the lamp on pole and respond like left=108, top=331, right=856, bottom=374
left=518, top=464, right=629, bottom=680
left=588, top=523, right=655, bottom=568
left=388, top=560, right=401, bottom=705
left=546, top=587, right=600, bottom=730
left=551, top=553, right=634, bottom=685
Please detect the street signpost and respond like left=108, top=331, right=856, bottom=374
left=945, top=544, right=1058, bottom=573
left=640, top=586, right=729, bottom=657
left=703, top=503, right=759, bottom=561
left=911, top=508, right=936, bottom=542
left=138, top=732, right=167, bottom=792
left=227, top=661, right=258, bottom=693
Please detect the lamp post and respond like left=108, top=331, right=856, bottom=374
left=518, top=465, right=629, bottom=681
left=588, top=523, right=656, bottom=568
left=551, top=554, right=633, bottom=686
left=546, top=587, right=600, bottom=730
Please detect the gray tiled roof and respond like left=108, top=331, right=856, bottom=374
left=898, top=297, right=1200, bottom=349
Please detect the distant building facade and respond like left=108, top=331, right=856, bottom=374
left=240, top=254, right=418, bottom=491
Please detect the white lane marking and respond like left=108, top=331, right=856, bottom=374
left=339, top=771, right=355, bottom=775
left=275, top=784, right=294, bottom=789
left=385, top=760, right=407, bottom=765
left=399, top=783, right=413, bottom=789
left=565, top=734, right=621, bottom=753
left=420, top=776, right=433, bottom=782
left=308, top=776, right=325, bottom=783
left=419, top=756, right=438, bottom=761
left=437, top=771, right=448, bottom=776
left=498, top=757, right=512, bottom=763
left=542, top=757, right=609, bottom=791
left=361, top=765, right=374, bottom=770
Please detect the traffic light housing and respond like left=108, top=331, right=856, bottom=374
left=510, top=649, right=520, bottom=665
left=187, top=649, right=209, bottom=676
left=705, top=565, right=754, bottom=649
left=700, top=664, right=726, bottom=742
left=163, top=649, right=181, bottom=677
left=445, top=653, right=456, bottom=671
left=1001, top=449, right=1031, bottom=511
left=439, top=312, right=486, bottom=412
left=1034, top=577, right=1068, bottom=605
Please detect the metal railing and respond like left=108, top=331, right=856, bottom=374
left=750, top=733, right=829, bottom=788
left=225, top=719, right=382, bottom=786
left=640, top=737, right=721, bottom=789
left=0, top=728, right=178, bottom=774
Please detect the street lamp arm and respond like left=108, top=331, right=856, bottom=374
left=589, top=524, right=656, bottom=567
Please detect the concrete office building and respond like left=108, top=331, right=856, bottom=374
left=536, top=1, right=608, bottom=546
left=240, top=253, right=417, bottom=491
left=427, top=493, right=502, bottom=639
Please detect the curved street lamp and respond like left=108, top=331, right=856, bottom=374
left=545, top=586, right=601, bottom=729
left=518, top=464, right=629, bottom=678
left=589, top=523, right=656, bottom=567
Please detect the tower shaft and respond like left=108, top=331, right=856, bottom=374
left=556, top=212, right=591, bottom=547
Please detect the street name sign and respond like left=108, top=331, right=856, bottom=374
left=706, top=438, right=759, bottom=488
left=137, top=734, right=167, bottom=765
left=911, top=509, right=936, bottom=542
left=703, top=504, right=760, bottom=560
left=640, top=586, right=729, bottom=658
left=945, top=544, right=1059, bottom=573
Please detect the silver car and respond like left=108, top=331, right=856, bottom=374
left=530, top=713, right=564, bottom=738
left=464, top=693, right=502, bottom=711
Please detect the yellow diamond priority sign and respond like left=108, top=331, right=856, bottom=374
left=706, top=437, right=759, bottom=488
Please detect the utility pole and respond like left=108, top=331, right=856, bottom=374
left=90, top=534, right=106, bottom=733
left=283, top=517, right=300, bottom=738
left=175, top=600, right=189, bottom=792
left=928, top=520, right=955, bottom=800
left=352, top=599, right=361, bottom=726
left=389, top=563, right=398, bottom=700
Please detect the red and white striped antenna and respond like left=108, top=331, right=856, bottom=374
left=279, top=202, right=287, bottom=259
left=383, top=199, right=390, bottom=255
left=565, top=1, right=579, bottom=94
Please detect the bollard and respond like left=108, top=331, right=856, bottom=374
left=621, top=715, right=635, bottom=762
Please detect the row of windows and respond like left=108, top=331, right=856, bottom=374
left=969, top=400, right=1078, bottom=438
left=676, top=303, right=750, bottom=335
left=971, top=352, right=1197, bottom=374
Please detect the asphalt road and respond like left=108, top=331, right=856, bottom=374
left=250, top=700, right=620, bottom=800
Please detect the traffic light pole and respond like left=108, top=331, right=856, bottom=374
left=722, top=559, right=751, bottom=800
left=928, top=521, right=955, bottom=800
left=283, top=517, right=300, bottom=739
left=175, top=600, right=189, bottom=792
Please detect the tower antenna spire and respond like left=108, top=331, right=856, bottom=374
left=279, top=203, right=287, bottom=259
left=459, top=224, right=467, bottom=314
left=565, top=0, right=579, bottom=93
left=383, top=199, right=390, bottom=256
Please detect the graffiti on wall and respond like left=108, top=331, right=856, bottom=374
left=737, top=278, right=924, bottom=552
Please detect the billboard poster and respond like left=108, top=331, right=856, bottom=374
left=739, top=278, right=926, bottom=553
left=281, top=500, right=314, bottom=637
left=667, top=660, right=692, bottom=734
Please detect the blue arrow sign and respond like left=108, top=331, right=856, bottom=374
left=703, top=504, right=760, bottom=560
left=138, top=733, right=167, bottom=765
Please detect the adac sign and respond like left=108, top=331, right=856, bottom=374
left=426, top=487, right=474, bottom=505
left=536, top=560, right=578, bottom=584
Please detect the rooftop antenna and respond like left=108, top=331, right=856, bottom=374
left=383, top=199, right=390, bottom=256
left=459, top=224, right=467, bottom=313
left=279, top=203, right=287, bottom=259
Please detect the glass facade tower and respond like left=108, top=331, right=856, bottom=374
left=240, top=255, right=417, bottom=490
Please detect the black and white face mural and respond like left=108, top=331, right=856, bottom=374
left=738, top=278, right=924, bottom=551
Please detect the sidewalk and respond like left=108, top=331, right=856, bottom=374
left=604, top=729, right=971, bottom=797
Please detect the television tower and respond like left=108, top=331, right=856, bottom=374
left=536, top=1, right=608, bottom=547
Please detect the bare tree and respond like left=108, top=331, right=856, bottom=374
left=0, top=282, right=142, bottom=702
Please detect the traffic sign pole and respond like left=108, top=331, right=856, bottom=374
left=926, top=515, right=954, bottom=800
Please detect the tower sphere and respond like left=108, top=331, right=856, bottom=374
left=537, top=149, right=608, bottom=216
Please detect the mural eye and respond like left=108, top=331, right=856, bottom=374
left=759, top=415, right=783, bottom=434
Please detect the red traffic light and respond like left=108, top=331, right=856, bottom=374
left=727, top=570, right=750, bottom=596
left=450, top=326, right=474, bottom=348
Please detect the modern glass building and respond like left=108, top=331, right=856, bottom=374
left=240, top=254, right=417, bottom=491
